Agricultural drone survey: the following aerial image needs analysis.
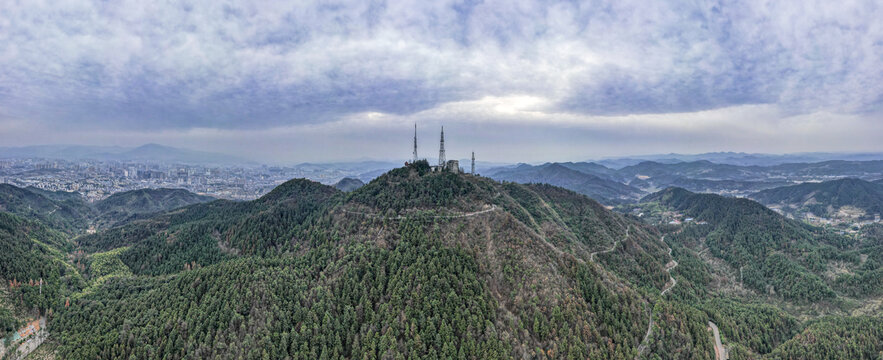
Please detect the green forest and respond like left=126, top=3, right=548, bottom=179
left=0, top=167, right=881, bottom=359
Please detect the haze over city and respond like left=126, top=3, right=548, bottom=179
left=1, top=0, right=882, bottom=163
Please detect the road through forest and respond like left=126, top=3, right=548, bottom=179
left=635, top=235, right=679, bottom=359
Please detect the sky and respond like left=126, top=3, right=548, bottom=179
left=0, top=0, right=881, bottom=164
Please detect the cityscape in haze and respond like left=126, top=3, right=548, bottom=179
left=5, top=142, right=883, bottom=202
left=2, top=1, right=883, bottom=360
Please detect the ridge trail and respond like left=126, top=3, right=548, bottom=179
left=341, top=204, right=497, bottom=220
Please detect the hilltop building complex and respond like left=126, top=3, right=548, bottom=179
left=408, top=124, right=465, bottom=173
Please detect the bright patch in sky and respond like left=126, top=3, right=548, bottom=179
left=0, top=0, right=881, bottom=162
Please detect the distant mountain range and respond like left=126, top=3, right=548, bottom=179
left=486, top=163, right=643, bottom=203
left=595, top=152, right=883, bottom=168
left=486, top=160, right=883, bottom=202
left=0, top=143, right=251, bottom=165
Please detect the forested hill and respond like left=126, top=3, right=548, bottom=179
left=92, top=188, right=215, bottom=228
left=0, top=183, right=94, bottom=233
left=0, top=184, right=216, bottom=233
left=4, top=167, right=882, bottom=359
left=48, top=164, right=688, bottom=359
left=332, top=177, right=365, bottom=192
left=0, top=211, right=78, bottom=314
left=749, top=178, right=883, bottom=219
left=95, top=188, right=214, bottom=215
left=641, top=187, right=844, bottom=303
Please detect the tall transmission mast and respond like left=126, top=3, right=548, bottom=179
left=471, top=151, right=475, bottom=174
left=438, top=126, right=446, bottom=167
left=412, top=123, right=418, bottom=162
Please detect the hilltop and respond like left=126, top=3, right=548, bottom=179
left=332, top=177, right=365, bottom=192
left=485, top=159, right=883, bottom=201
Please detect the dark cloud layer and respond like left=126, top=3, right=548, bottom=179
left=0, top=0, right=880, bottom=162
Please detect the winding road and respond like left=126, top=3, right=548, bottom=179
left=635, top=235, right=679, bottom=359
left=590, top=227, right=629, bottom=262
left=708, top=321, right=728, bottom=360
left=660, top=247, right=679, bottom=296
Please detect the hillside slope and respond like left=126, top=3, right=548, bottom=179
left=487, top=163, right=644, bottom=204
left=7, top=167, right=881, bottom=359
left=0, top=184, right=217, bottom=233
left=0, top=184, right=94, bottom=233
left=54, top=166, right=683, bottom=359
left=92, top=188, right=215, bottom=228
left=642, top=188, right=839, bottom=303
left=0, top=212, right=80, bottom=313
left=750, top=178, right=883, bottom=219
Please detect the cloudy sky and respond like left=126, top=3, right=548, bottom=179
left=1, top=0, right=881, bottom=163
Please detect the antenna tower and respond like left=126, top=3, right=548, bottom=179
left=412, top=124, right=418, bottom=162
left=471, top=151, right=475, bottom=174
left=438, top=126, right=446, bottom=167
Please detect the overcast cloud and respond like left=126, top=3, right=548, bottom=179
left=0, top=0, right=881, bottom=163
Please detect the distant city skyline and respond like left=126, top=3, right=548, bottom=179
left=1, top=1, right=881, bottom=163
left=4, top=142, right=883, bottom=168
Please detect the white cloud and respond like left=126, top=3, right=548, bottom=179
left=0, top=0, right=881, bottom=161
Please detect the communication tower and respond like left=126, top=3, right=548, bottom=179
left=412, top=123, right=418, bottom=162
left=438, top=126, right=446, bottom=167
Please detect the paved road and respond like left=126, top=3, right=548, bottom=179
left=708, top=321, right=728, bottom=360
